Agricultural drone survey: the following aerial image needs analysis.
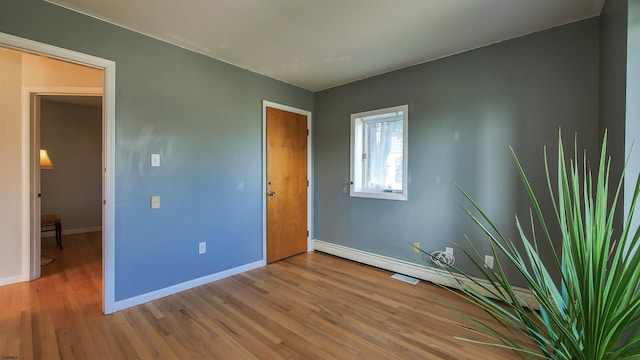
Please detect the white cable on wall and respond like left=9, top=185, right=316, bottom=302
left=430, top=250, right=455, bottom=267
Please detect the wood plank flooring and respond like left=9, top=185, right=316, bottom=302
left=0, top=232, right=520, bottom=359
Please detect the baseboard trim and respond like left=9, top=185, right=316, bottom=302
left=312, top=239, right=538, bottom=309
left=0, top=274, right=25, bottom=287
left=110, top=259, right=265, bottom=313
left=42, top=226, right=102, bottom=238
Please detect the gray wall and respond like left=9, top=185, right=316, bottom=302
left=599, top=0, right=640, bottom=238
left=600, top=0, right=628, bottom=144
left=627, top=0, right=640, bottom=234
left=41, top=100, right=102, bottom=233
left=314, top=19, right=600, bottom=285
left=630, top=0, right=640, bottom=143
left=0, top=0, right=314, bottom=300
left=600, top=0, right=628, bottom=234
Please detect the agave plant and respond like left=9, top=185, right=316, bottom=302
left=440, top=130, right=640, bottom=359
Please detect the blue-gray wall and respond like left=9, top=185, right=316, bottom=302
left=630, top=0, right=640, bottom=143
left=314, top=19, right=600, bottom=284
left=626, top=0, right=640, bottom=236
left=600, top=0, right=628, bottom=145
left=600, top=0, right=628, bottom=235
left=599, top=0, right=640, bottom=238
left=0, top=0, right=314, bottom=300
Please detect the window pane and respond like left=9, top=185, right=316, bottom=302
left=364, top=119, right=403, bottom=191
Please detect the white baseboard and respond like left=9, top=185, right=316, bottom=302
left=109, top=259, right=265, bottom=313
left=0, top=274, right=25, bottom=287
left=312, top=239, right=538, bottom=310
left=42, top=226, right=102, bottom=237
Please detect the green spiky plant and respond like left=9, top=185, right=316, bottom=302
left=438, top=130, right=640, bottom=359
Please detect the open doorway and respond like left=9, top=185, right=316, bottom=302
left=37, top=95, right=103, bottom=283
left=0, top=32, right=116, bottom=313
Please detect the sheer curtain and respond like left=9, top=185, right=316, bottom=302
left=365, top=120, right=403, bottom=191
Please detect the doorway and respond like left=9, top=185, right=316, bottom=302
left=35, top=94, right=103, bottom=280
left=263, top=101, right=312, bottom=263
left=0, top=32, right=116, bottom=313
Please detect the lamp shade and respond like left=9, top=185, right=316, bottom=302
left=40, top=149, right=55, bottom=169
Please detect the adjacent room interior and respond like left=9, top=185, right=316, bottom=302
left=1, top=0, right=639, bottom=358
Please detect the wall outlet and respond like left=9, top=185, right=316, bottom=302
left=445, top=247, right=454, bottom=255
left=198, top=242, right=206, bottom=254
left=412, top=242, right=420, bottom=253
left=484, top=255, right=494, bottom=269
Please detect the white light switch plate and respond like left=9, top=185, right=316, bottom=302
left=151, top=154, right=160, bottom=167
left=151, top=196, right=160, bottom=209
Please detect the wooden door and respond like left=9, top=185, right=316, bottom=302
left=266, top=106, right=308, bottom=263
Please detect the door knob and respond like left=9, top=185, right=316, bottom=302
left=267, top=191, right=276, bottom=197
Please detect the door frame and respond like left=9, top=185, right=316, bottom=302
left=262, top=100, right=313, bottom=264
left=0, top=32, right=117, bottom=314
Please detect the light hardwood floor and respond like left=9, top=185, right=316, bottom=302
left=0, top=232, right=520, bottom=359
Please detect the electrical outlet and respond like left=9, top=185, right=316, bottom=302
left=484, top=255, right=494, bottom=269
left=199, top=242, right=206, bottom=254
left=445, top=247, right=454, bottom=255
left=412, top=242, right=420, bottom=253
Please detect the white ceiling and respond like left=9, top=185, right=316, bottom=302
left=46, top=0, right=604, bottom=91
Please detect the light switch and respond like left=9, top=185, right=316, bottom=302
left=151, top=154, right=160, bottom=167
left=151, top=196, right=160, bottom=209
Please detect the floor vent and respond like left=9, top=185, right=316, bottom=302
left=391, top=273, right=419, bottom=285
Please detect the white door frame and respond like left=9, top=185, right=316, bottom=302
left=0, top=32, right=117, bottom=314
left=262, top=100, right=313, bottom=263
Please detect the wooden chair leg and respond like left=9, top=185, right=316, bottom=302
left=41, top=214, right=63, bottom=250
left=55, top=221, right=63, bottom=250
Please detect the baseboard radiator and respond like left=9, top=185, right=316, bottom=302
left=312, top=239, right=538, bottom=310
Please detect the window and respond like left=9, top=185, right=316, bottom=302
left=350, top=105, right=408, bottom=201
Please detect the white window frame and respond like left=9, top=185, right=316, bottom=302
left=350, top=104, right=408, bottom=201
